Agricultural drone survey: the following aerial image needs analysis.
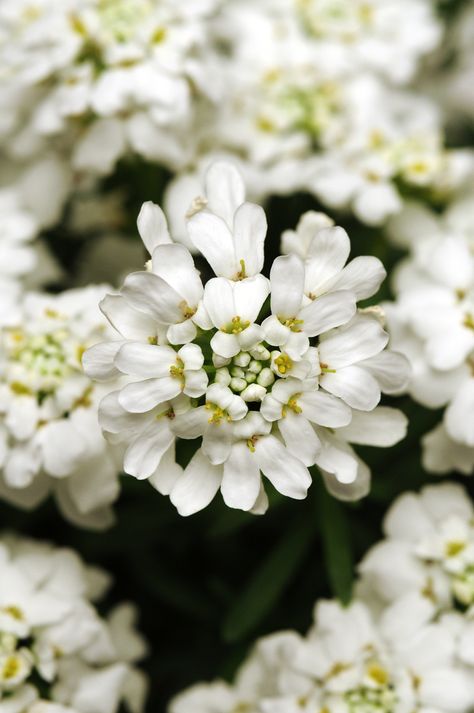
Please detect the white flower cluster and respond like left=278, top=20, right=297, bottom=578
left=386, top=194, right=474, bottom=476
left=170, top=482, right=474, bottom=713
left=84, top=161, right=409, bottom=516
left=0, top=0, right=220, bottom=176
left=0, top=286, right=124, bottom=529
left=0, top=534, right=147, bottom=713
left=165, top=0, right=472, bottom=228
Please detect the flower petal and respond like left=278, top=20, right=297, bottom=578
left=221, top=442, right=261, bottom=510
left=210, top=331, right=240, bottom=359
left=122, top=271, right=182, bottom=323
left=233, top=202, right=266, bottom=277
left=270, top=254, right=305, bottom=318
left=299, top=391, right=352, bottom=427
left=318, top=315, right=389, bottom=368
left=137, top=201, right=171, bottom=254
left=118, top=377, right=181, bottom=413
left=305, top=226, right=350, bottom=292
left=321, top=366, right=381, bottom=411
left=151, top=243, right=203, bottom=307
left=99, top=293, right=158, bottom=341
left=233, top=274, right=270, bottom=322
left=187, top=211, right=235, bottom=278
left=336, top=407, right=408, bottom=446
left=82, top=341, right=123, bottom=381
left=170, top=449, right=222, bottom=516
left=278, top=412, right=321, bottom=467
left=298, top=291, right=356, bottom=337
left=256, top=435, right=311, bottom=499
left=115, top=343, right=175, bottom=378
left=124, top=419, right=174, bottom=479
left=205, top=161, right=245, bottom=226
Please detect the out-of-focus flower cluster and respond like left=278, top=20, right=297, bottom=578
left=84, top=161, right=409, bottom=516
left=0, top=286, right=125, bottom=529
left=386, top=192, right=474, bottom=476
left=170, top=482, right=474, bottom=713
left=0, top=534, right=147, bottom=713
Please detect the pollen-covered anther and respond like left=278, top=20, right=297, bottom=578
left=278, top=316, right=304, bottom=332
left=169, top=357, right=185, bottom=381
left=275, top=353, right=293, bottom=375
left=222, top=316, right=251, bottom=334
left=205, top=402, right=229, bottom=424
left=179, top=301, right=196, bottom=320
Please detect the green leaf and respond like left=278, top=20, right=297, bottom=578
left=222, top=516, right=316, bottom=642
left=316, top=483, right=354, bottom=604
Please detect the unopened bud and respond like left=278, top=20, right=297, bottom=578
left=233, top=352, right=251, bottom=367
left=257, top=368, right=275, bottom=387
left=241, top=384, right=266, bottom=402
left=230, top=377, right=247, bottom=392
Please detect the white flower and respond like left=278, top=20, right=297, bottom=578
left=85, top=161, right=408, bottom=516
left=359, top=482, right=474, bottom=608
left=0, top=286, right=124, bottom=529
left=0, top=535, right=147, bottom=713
left=386, top=196, right=474, bottom=474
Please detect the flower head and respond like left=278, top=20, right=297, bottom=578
left=85, top=161, right=409, bottom=516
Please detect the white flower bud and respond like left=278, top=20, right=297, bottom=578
left=233, top=352, right=251, bottom=367
left=257, top=368, right=275, bottom=387
left=248, top=359, right=262, bottom=374
left=241, top=384, right=266, bottom=402
left=249, top=344, right=271, bottom=361
left=215, top=368, right=231, bottom=386
left=245, top=372, right=257, bottom=384
left=230, top=377, right=247, bottom=392
left=230, top=366, right=245, bottom=378
left=213, top=353, right=231, bottom=368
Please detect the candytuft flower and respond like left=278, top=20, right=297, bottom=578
left=84, top=161, right=409, bottom=516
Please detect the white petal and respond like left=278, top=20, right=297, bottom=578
left=305, top=226, right=350, bottom=292
left=183, top=369, right=208, bottom=398
left=170, top=449, right=222, bottom=515
left=115, top=343, right=175, bottom=378
left=149, top=444, right=183, bottom=495
left=187, top=211, right=235, bottom=278
left=278, top=412, right=320, bottom=466
left=299, top=391, right=352, bottom=427
left=256, top=435, right=311, bottom=499
left=336, top=407, right=408, bottom=446
left=203, top=277, right=236, bottom=327
left=233, top=203, right=266, bottom=276
left=122, top=271, right=182, bottom=323
left=99, top=293, right=157, bottom=341
left=321, top=458, right=370, bottom=500
left=99, top=391, right=143, bottom=434
left=210, top=331, right=240, bottom=358
left=124, top=419, right=174, bottom=479
left=261, top=315, right=290, bottom=346
left=167, top=319, right=197, bottom=345
left=73, top=118, right=126, bottom=174
left=360, top=350, right=410, bottom=393
left=82, top=341, right=122, bottom=381
left=221, top=442, right=261, bottom=510
left=39, top=421, right=87, bottom=478
left=445, top=381, right=474, bottom=447
left=205, top=161, right=245, bottom=226
left=238, top=323, right=263, bottom=351
left=172, top=407, right=208, bottom=439
left=321, top=366, right=381, bottom=411
left=202, top=421, right=233, bottom=465
left=314, top=433, right=358, bottom=484
left=233, top=274, right=269, bottom=322
left=4, top=443, right=40, bottom=488
left=151, top=243, right=202, bottom=307
left=322, top=256, right=386, bottom=300
left=118, top=377, right=181, bottom=413
left=178, top=343, right=204, bottom=370
left=425, top=327, right=474, bottom=371
left=270, top=254, right=305, bottom=317
left=137, top=201, right=171, bottom=254
left=319, top=316, right=389, bottom=368
left=298, top=291, right=356, bottom=337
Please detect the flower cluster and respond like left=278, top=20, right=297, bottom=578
left=170, top=482, right=474, bottom=712
left=0, top=534, right=147, bottom=713
left=0, top=286, right=124, bottom=528
left=84, top=161, right=409, bottom=515
left=385, top=194, right=474, bottom=476
left=162, top=0, right=472, bottom=229
left=0, top=0, right=220, bottom=175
